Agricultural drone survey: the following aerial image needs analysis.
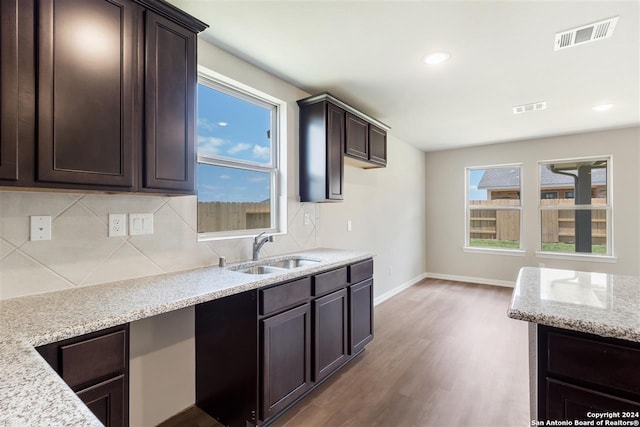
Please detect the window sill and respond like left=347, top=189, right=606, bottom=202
left=463, top=247, right=526, bottom=257
left=535, top=251, right=617, bottom=263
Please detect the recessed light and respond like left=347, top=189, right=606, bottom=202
left=592, top=104, right=613, bottom=112
left=423, top=52, right=450, bottom=65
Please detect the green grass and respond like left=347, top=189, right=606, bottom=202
left=541, top=242, right=607, bottom=254
left=469, top=239, right=607, bottom=254
left=469, top=239, right=520, bottom=249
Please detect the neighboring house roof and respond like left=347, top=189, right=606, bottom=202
left=477, top=166, right=606, bottom=190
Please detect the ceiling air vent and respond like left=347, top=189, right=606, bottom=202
left=513, top=101, right=547, bottom=115
left=554, top=16, right=619, bottom=51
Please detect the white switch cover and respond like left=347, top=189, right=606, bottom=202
left=30, top=216, right=52, bottom=241
left=108, top=214, right=127, bottom=237
left=129, top=213, right=154, bottom=236
left=347, top=220, right=352, bottom=232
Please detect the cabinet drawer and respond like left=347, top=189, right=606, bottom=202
left=547, top=331, right=640, bottom=395
left=348, top=259, right=373, bottom=284
left=260, top=277, right=311, bottom=316
left=61, top=330, right=127, bottom=389
left=312, top=267, right=347, bottom=296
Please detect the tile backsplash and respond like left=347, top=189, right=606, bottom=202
left=0, top=191, right=318, bottom=300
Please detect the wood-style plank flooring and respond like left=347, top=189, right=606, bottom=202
left=160, top=279, right=530, bottom=427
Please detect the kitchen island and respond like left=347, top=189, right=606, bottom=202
left=0, top=248, right=373, bottom=426
left=508, top=267, right=640, bottom=423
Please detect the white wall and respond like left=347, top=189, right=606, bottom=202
left=318, top=134, right=428, bottom=300
left=425, top=126, right=640, bottom=284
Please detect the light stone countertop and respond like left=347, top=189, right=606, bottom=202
left=508, top=266, right=640, bottom=342
left=0, top=248, right=373, bottom=427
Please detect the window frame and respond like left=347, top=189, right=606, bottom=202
left=196, top=66, right=288, bottom=241
left=463, top=163, right=525, bottom=255
left=536, top=155, right=615, bottom=262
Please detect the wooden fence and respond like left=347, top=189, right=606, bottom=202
left=198, top=201, right=270, bottom=233
left=469, top=198, right=606, bottom=244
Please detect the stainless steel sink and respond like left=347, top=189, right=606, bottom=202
left=264, top=258, right=320, bottom=269
left=234, top=265, right=283, bottom=275
left=229, top=257, right=321, bottom=274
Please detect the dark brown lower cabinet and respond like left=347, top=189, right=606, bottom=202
left=77, top=375, right=126, bottom=427
left=195, top=259, right=374, bottom=427
left=261, top=303, right=311, bottom=420
left=538, top=325, right=640, bottom=422
left=313, top=289, right=348, bottom=381
left=36, top=324, right=129, bottom=427
left=546, top=379, right=640, bottom=420
left=349, top=278, right=374, bottom=355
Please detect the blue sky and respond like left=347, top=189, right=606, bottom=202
left=197, top=84, right=272, bottom=203
left=468, top=169, right=487, bottom=201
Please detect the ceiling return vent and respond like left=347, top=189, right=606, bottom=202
left=554, top=16, right=619, bottom=51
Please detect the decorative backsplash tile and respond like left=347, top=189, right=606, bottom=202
left=0, top=191, right=317, bottom=300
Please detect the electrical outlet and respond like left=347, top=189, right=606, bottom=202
left=303, top=213, right=310, bottom=225
left=109, top=214, right=127, bottom=237
left=347, top=220, right=352, bottom=232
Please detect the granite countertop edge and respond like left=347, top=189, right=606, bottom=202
left=0, top=248, right=374, bottom=426
left=507, top=266, right=640, bottom=343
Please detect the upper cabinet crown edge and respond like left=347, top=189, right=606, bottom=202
left=297, top=93, right=390, bottom=132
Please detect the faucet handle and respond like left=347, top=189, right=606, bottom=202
left=254, top=231, right=266, bottom=242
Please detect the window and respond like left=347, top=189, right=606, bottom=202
left=538, top=157, right=611, bottom=256
left=465, top=164, right=522, bottom=252
left=197, top=70, right=286, bottom=240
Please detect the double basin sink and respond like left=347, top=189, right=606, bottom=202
left=229, top=256, right=321, bottom=275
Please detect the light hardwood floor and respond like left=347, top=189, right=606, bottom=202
left=161, top=279, right=530, bottom=427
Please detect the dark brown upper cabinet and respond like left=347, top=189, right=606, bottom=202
left=0, top=0, right=19, bottom=181
left=37, top=0, right=136, bottom=188
left=298, top=100, right=345, bottom=202
left=0, top=0, right=207, bottom=194
left=345, top=112, right=368, bottom=161
left=298, top=93, right=389, bottom=202
left=143, top=11, right=196, bottom=193
left=368, top=124, right=387, bottom=166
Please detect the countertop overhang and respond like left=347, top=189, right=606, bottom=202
left=0, top=248, right=374, bottom=426
left=507, top=266, right=640, bottom=343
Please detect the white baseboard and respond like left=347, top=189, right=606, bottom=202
left=425, top=272, right=514, bottom=288
left=374, top=273, right=428, bottom=306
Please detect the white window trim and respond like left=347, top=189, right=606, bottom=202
left=536, top=155, right=613, bottom=260
left=196, top=65, right=288, bottom=241
left=464, top=163, right=523, bottom=253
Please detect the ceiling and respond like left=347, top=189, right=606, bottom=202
left=169, top=0, right=640, bottom=152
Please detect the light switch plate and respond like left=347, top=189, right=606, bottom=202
left=30, top=216, right=52, bottom=241
left=129, top=213, right=153, bottom=236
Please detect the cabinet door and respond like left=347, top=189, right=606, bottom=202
left=37, top=0, right=135, bottom=187
left=144, top=11, right=196, bottom=193
left=349, top=278, right=374, bottom=355
left=313, top=289, right=348, bottom=381
left=261, top=303, right=311, bottom=421
left=326, top=103, right=344, bottom=200
left=0, top=0, right=19, bottom=181
left=345, top=112, right=368, bottom=160
left=77, top=375, right=127, bottom=427
left=546, top=379, right=640, bottom=421
left=368, top=124, right=387, bottom=166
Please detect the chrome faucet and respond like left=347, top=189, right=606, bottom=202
left=252, top=232, right=274, bottom=261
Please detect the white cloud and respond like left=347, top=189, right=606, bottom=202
left=197, top=117, right=217, bottom=132
left=219, top=175, right=231, bottom=180
left=227, top=143, right=251, bottom=155
left=252, top=145, right=270, bottom=161
left=469, top=185, right=478, bottom=190
left=248, top=176, right=268, bottom=183
left=198, top=135, right=226, bottom=156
